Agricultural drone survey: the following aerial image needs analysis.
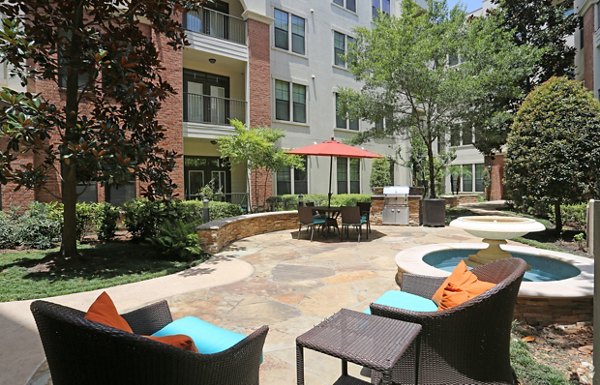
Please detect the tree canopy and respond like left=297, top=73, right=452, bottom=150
left=505, top=77, right=600, bottom=232
left=341, top=0, right=538, bottom=198
left=0, top=0, right=204, bottom=258
left=217, top=119, right=304, bottom=211
left=473, top=0, right=578, bottom=155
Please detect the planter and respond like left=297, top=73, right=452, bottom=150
left=422, top=198, right=445, bottom=227
left=372, top=187, right=384, bottom=195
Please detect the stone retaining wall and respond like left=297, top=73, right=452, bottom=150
left=197, top=211, right=298, bottom=254
left=515, top=296, right=593, bottom=326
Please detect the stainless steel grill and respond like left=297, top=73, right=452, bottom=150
left=382, top=186, right=409, bottom=225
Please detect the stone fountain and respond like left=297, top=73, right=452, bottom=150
left=449, top=215, right=546, bottom=266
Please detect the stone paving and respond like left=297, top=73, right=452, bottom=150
left=165, top=226, right=478, bottom=385
left=23, top=225, right=484, bottom=385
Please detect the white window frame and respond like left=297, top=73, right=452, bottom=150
left=274, top=79, right=307, bottom=124
left=273, top=8, right=306, bottom=56
left=333, top=30, right=354, bottom=69
left=372, top=0, right=391, bottom=19
left=337, top=157, right=361, bottom=194
left=276, top=157, right=309, bottom=195
left=335, top=92, right=359, bottom=131
left=332, top=0, right=356, bottom=13
left=453, top=163, right=485, bottom=193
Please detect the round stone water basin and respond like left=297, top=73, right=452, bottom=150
left=395, top=243, right=594, bottom=325
left=423, top=248, right=580, bottom=282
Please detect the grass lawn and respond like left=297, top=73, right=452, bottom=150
left=0, top=242, right=206, bottom=302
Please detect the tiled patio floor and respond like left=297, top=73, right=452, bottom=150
left=19, top=225, right=483, bottom=385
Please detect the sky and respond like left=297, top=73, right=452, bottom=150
left=446, top=0, right=483, bottom=12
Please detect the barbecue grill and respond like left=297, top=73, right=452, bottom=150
left=382, top=186, right=409, bottom=225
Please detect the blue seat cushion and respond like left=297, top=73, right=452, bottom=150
left=312, top=217, right=326, bottom=224
left=151, top=316, right=246, bottom=354
left=364, top=290, right=438, bottom=314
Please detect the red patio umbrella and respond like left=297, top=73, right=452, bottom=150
left=287, top=138, right=383, bottom=207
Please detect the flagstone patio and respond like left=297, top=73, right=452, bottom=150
left=17, top=225, right=486, bottom=385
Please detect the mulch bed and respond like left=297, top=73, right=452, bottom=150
left=513, top=321, right=594, bottom=384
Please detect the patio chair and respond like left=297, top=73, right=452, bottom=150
left=298, top=205, right=326, bottom=241
left=369, top=258, right=527, bottom=385
left=356, top=202, right=372, bottom=233
left=340, top=206, right=367, bottom=242
left=30, top=300, right=268, bottom=385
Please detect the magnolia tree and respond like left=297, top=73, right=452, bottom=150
left=505, top=77, right=600, bottom=233
left=0, top=0, right=205, bottom=259
left=217, top=120, right=304, bottom=212
left=340, top=0, right=539, bottom=199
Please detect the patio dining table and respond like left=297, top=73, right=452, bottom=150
left=311, top=206, right=341, bottom=235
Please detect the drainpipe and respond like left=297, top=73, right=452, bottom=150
left=588, top=200, right=599, bottom=385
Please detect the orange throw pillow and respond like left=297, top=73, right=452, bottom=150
left=432, top=260, right=495, bottom=311
left=146, top=335, right=199, bottom=353
left=84, top=291, right=133, bottom=333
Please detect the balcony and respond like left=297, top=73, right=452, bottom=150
left=184, top=8, right=248, bottom=61
left=183, top=93, right=247, bottom=139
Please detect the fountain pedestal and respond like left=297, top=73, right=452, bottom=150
left=450, top=216, right=545, bottom=266
left=467, top=239, right=512, bottom=266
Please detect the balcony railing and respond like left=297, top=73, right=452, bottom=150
left=184, top=93, right=246, bottom=125
left=185, top=8, right=246, bottom=45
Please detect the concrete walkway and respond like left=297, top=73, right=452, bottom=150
left=2, top=225, right=483, bottom=385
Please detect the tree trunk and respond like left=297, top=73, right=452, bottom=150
left=61, top=164, right=79, bottom=259
left=554, top=200, right=563, bottom=234
left=427, top=143, right=437, bottom=199
left=59, top=4, right=84, bottom=260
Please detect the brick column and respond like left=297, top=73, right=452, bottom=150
left=583, top=8, right=594, bottom=91
left=247, top=18, right=273, bottom=208
left=0, top=142, right=36, bottom=210
left=485, top=154, right=505, bottom=201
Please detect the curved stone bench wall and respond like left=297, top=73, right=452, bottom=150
left=197, top=211, right=298, bottom=254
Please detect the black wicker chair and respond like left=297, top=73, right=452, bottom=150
left=370, top=258, right=527, bottom=385
left=31, top=300, right=268, bottom=385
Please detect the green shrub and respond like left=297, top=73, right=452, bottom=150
left=208, top=201, right=243, bottom=220
left=0, top=211, right=17, bottom=249
left=149, top=220, right=205, bottom=261
left=554, top=203, right=587, bottom=231
left=98, top=204, right=120, bottom=240
left=272, top=194, right=372, bottom=210
left=123, top=199, right=175, bottom=239
left=13, top=202, right=62, bottom=249
left=75, top=202, right=102, bottom=240
left=370, top=158, right=392, bottom=190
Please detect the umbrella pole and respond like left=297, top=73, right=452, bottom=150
left=328, top=155, right=333, bottom=208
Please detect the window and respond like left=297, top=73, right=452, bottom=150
left=275, top=80, right=306, bottom=123
left=449, top=124, right=474, bottom=147
left=58, top=30, right=91, bottom=89
left=333, top=0, right=356, bottom=12
left=184, top=156, right=231, bottom=200
left=474, top=164, right=485, bottom=192
left=453, top=163, right=485, bottom=193
left=277, top=157, right=307, bottom=195
left=76, top=183, right=98, bottom=203
left=334, top=31, right=354, bottom=68
left=337, top=158, right=360, bottom=193
left=274, top=9, right=305, bottom=55
left=335, top=93, right=358, bottom=130
left=461, top=165, right=473, bottom=192
left=372, top=0, right=391, bottom=18
left=106, top=181, right=136, bottom=206
left=580, top=17, right=584, bottom=49
left=448, top=51, right=460, bottom=67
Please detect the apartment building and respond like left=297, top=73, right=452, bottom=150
left=575, top=0, right=600, bottom=95
left=1, top=0, right=421, bottom=210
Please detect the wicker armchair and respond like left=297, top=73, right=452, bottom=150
left=370, top=258, right=527, bottom=385
left=31, top=300, right=268, bottom=385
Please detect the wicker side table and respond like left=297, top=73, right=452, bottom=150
left=296, top=309, right=421, bottom=385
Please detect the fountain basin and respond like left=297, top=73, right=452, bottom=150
left=395, top=243, right=594, bottom=325
left=449, top=216, right=546, bottom=240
